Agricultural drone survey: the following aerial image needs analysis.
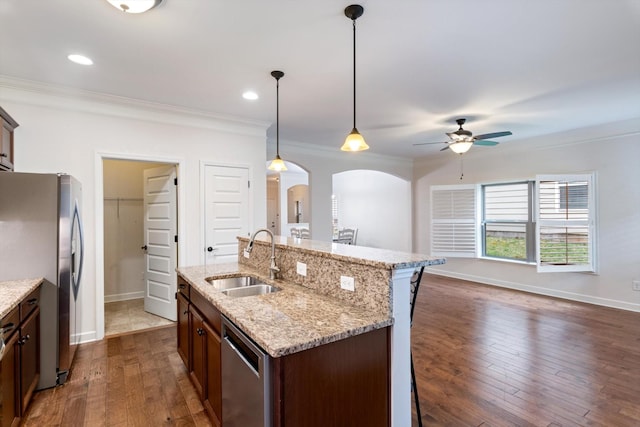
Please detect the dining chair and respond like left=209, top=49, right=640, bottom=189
left=299, top=228, right=310, bottom=239
left=337, top=228, right=357, bottom=245
left=410, top=266, right=425, bottom=427
left=290, top=228, right=300, bottom=238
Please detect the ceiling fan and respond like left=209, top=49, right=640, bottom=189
left=414, top=118, right=512, bottom=154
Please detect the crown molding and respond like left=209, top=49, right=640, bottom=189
left=0, top=75, right=269, bottom=137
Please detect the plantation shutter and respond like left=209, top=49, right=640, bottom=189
left=431, top=185, right=477, bottom=257
left=535, top=174, right=596, bottom=272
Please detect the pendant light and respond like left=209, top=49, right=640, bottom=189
left=341, top=4, right=369, bottom=152
left=268, top=70, right=287, bottom=172
left=105, top=0, right=163, bottom=13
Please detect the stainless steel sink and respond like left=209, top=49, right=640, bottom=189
left=222, top=284, right=281, bottom=298
left=206, top=275, right=262, bottom=290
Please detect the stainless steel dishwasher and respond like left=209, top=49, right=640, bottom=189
left=221, top=316, right=272, bottom=427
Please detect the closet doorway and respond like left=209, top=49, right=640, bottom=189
left=103, top=159, right=177, bottom=336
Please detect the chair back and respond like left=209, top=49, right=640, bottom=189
left=299, top=228, right=311, bottom=239
left=409, top=266, right=425, bottom=326
left=290, top=228, right=300, bottom=238
left=337, top=228, right=357, bottom=245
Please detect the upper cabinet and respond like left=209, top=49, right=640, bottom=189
left=0, top=106, right=19, bottom=172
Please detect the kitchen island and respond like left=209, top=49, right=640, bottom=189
left=177, top=236, right=445, bottom=427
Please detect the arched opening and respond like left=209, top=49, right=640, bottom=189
left=266, top=160, right=310, bottom=238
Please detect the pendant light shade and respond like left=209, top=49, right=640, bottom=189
left=341, top=4, right=369, bottom=152
left=268, top=70, right=288, bottom=172
left=105, top=0, right=163, bottom=13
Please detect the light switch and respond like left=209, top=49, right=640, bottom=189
left=297, top=261, right=307, bottom=276
left=340, top=275, right=355, bottom=291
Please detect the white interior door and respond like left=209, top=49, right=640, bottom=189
left=143, top=165, right=177, bottom=321
left=205, top=165, right=250, bottom=264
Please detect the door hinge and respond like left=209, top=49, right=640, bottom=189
left=174, top=292, right=177, bottom=300
left=248, top=180, right=250, bottom=188
left=174, top=177, right=178, bottom=185
left=174, top=235, right=178, bottom=243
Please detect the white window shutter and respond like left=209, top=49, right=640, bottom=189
left=431, top=185, right=477, bottom=257
left=535, top=174, right=597, bottom=273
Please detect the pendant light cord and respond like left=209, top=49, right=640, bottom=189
left=352, top=18, right=357, bottom=130
left=276, top=77, right=280, bottom=156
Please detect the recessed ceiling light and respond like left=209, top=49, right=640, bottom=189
left=68, top=54, right=93, bottom=65
left=105, top=0, right=163, bottom=14
left=242, top=91, right=258, bottom=101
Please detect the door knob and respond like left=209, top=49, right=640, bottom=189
left=141, top=245, right=148, bottom=250
left=207, top=247, right=217, bottom=252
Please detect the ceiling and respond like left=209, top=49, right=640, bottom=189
left=1, top=0, right=639, bottom=159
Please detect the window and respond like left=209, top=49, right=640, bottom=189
left=482, top=181, right=535, bottom=262
left=430, top=185, right=477, bottom=257
left=430, top=173, right=597, bottom=273
left=536, top=174, right=597, bottom=273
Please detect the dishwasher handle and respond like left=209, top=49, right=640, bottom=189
left=222, top=318, right=266, bottom=377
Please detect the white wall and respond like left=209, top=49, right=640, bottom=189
left=1, top=80, right=268, bottom=341
left=414, top=118, right=640, bottom=312
left=333, top=170, right=411, bottom=252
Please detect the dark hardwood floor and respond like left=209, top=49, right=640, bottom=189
left=21, top=275, right=640, bottom=426
left=412, top=274, right=640, bottom=426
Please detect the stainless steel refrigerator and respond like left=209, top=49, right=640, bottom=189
left=0, top=172, right=84, bottom=389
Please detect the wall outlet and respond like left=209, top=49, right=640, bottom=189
left=297, top=261, right=307, bottom=276
left=633, top=280, right=640, bottom=291
left=340, top=275, right=355, bottom=291
left=243, top=249, right=250, bottom=258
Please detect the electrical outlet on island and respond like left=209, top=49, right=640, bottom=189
left=340, top=275, right=355, bottom=291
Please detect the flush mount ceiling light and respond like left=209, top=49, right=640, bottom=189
left=67, top=54, right=93, bottom=65
left=341, top=4, right=369, bottom=152
left=268, top=70, right=287, bottom=172
left=105, top=0, right=163, bottom=13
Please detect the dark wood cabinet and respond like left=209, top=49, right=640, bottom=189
left=0, top=286, right=40, bottom=427
left=177, top=292, right=189, bottom=368
left=177, top=277, right=222, bottom=427
left=0, top=107, right=18, bottom=172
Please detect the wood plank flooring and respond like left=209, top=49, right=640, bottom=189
left=412, top=274, right=640, bottom=426
left=20, top=274, right=640, bottom=426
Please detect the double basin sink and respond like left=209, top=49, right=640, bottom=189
left=206, top=275, right=281, bottom=298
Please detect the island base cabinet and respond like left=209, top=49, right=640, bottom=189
left=272, top=326, right=390, bottom=427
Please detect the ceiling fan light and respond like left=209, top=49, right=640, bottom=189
left=105, top=0, right=163, bottom=13
left=341, top=128, right=369, bottom=151
left=449, top=141, right=473, bottom=154
left=268, top=155, right=287, bottom=172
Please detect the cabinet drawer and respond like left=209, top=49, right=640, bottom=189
left=177, top=277, right=190, bottom=300
left=1, top=305, right=19, bottom=340
left=20, top=288, right=40, bottom=321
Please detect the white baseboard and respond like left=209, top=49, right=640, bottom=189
left=424, top=268, right=640, bottom=313
left=104, top=291, right=144, bottom=303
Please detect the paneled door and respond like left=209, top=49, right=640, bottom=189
left=143, top=165, right=177, bottom=321
left=204, top=165, right=250, bottom=264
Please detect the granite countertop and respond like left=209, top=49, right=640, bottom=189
left=177, top=263, right=394, bottom=358
left=239, top=235, right=446, bottom=270
left=0, top=278, right=43, bottom=319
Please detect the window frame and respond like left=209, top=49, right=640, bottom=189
left=481, top=180, right=536, bottom=263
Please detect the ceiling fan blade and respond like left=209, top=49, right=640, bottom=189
left=413, top=141, right=448, bottom=146
left=440, top=145, right=450, bottom=151
left=474, top=131, right=512, bottom=140
left=474, top=140, right=499, bottom=146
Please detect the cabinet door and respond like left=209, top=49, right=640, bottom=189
left=189, top=307, right=205, bottom=399
left=0, top=331, right=19, bottom=427
left=19, top=307, right=40, bottom=414
left=177, top=293, right=190, bottom=368
left=0, top=118, right=14, bottom=171
left=203, top=321, right=222, bottom=427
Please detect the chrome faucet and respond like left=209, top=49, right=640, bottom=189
left=245, top=228, right=280, bottom=280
